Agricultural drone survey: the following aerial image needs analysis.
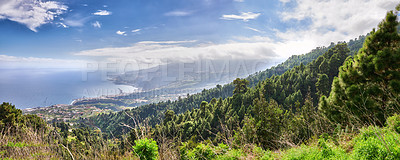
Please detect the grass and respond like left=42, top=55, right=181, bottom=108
left=280, top=141, right=348, bottom=160
left=1, top=125, right=398, bottom=160
left=1, top=113, right=399, bottom=159
left=278, top=124, right=400, bottom=160
left=0, top=127, right=62, bottom=159
left=351, top=126, right=400, bottom=159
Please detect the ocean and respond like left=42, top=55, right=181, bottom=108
left=0, top=69, right=136, bottom=109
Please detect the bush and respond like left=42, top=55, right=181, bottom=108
left=0, top=102, right=47, bottom=133
left=282, top=138, right=347, bottom=160
left=386, top=114, right=400, bottom=133
left=253, top=146, right=274, bottom=160
left=132, top=138, right=159, bottom=160
left=181, top=143, right=273, bottom=160
left=351, top=126, right=400, bottom=159
left=0, top=102, right=23, bottom=128
left=182, top=143, right=231, bottom=160
left=216, top=149, right=244, bottom=160
left=190, top=143, right=216, bottom=160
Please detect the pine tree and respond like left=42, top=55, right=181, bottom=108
left=316, top=74, right=330, bottom=97
left=233, top=78, right=249, bottom=94
left=319, top=8, right=400, bottom=127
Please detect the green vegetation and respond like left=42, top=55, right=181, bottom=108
left=319, top=10, right=400, bottom=127
left=0, top=103, right=135, bottom=159
left=148, top=42, right=352, bottom=150
left=280, top=122, right=400, bottom=160
left=0, top=102, right=47, bottom=132
left=89, top=36, right=366, bottom=137
left=2, top=3, right=400, bottom=159
left=133, top=138, right=159, bottom=160
left=351, top=126, right=400, bottom=159
left=281, top=139, right=348, bottom=160
left=387, top=114, right=400, bottom=133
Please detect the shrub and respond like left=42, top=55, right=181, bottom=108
left=282, top=138, right=347, bottom=160
left=216, top=149, right=244, bottom=160
left=386, top=114, right=400, bottom=134
left=0, top=102, right=23, bottom=129
left=0, top=103, right=47, bottom=133
left=132, top=138, right=159, bottom=160
left=191, top=143, right=215, bottom=160
left=351, top=126, right=400, bottom=159
left=250, top=146, right=274, bottom=160
left=181, top=143, right=217, bottom=160
left=179, top=140, right=200, bottom=160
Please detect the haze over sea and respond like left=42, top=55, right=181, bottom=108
left=0, top=69, right=136, bottom=109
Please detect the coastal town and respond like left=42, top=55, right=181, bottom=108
left=23, top=104, right=119, bottom=122
left=22, top=91, right=189, bottom=123
left=20, top=74, right=201, bottom=123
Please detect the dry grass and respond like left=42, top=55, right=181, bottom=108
left=0, top=125, right=62, bottom=159
left=0, top=124, right=137, bottom=160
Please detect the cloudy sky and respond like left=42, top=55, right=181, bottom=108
left=0, top=0, right=398, bottom=69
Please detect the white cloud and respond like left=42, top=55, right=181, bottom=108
left=131, top=29, right=141, bottom=33
left=93, top=10, right=111, bottom=16
left=0, top=55, right=87, bottom=69
left=72, top=0, right=399, bottom=72
left=233, top=36, right=272, bottom=42
left=165, top=10, right=192, bottom=16
left=64, top=18, right=88, bottom=27
left=221, top=12, right=261, bottom=21
left=234, top=0, right=245, bottom=2
left=279, top=0, right=291, bottom=4
left=245, top=27, right=265, bottom=33
left=278, top=0, right=399, bottom=46
left=58, top=22, right=68, bottom=28
left=138, top=40, right=197, bottom=44
left=0, top=0, right=68, bottom=32
left=92, top=21, right=101, bottom=28
left=116, top=30, right=126, bottom=36
left=72, top=39, right=295, bottom=71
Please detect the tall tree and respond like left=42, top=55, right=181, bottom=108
left=233, top=78, right=249, bottom=94
left=319, top=8, right=400, bottom=127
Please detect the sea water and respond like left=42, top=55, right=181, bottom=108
left=0, top=69, right=136, bottom=109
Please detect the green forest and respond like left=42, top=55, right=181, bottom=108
left=1, top=4, right=400, bottom=160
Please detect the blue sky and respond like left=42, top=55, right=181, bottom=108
left=0, top=0, right=398, bottom=69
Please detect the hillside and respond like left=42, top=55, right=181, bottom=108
left=152, top=42, right=351, bottom=147
left=88, top=36, right=365, bottom=136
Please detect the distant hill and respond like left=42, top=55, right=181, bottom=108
left=87, top=35, right=366, bottom=136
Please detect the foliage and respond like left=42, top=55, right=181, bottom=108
left=281, top=140, right=348, bottom=160
left=0, top=102, right=23, bottom=127
left=152, top=42, right=352, bottom=149
left=351, top=126, right=400, bottom=159
left=88, top=39, right=358, bottom=136
left=0, top=102, right=47, bottom=133
left=216, top=149, right=244, bottom=160
left=133, top=138, right=159, bottom=160
left=280, top=119, right=400, bottom=160
left=319, top=9, right=400, bottom=127
left=386, top=114, right=400, bottom=133
left=180, top=142, right=273, bottom=160
left=233, top=78, right=249, bottom=94
left=187, top=143, right=216, bottom=160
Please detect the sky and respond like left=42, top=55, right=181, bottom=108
left=0, top=0, right=399, bottom=70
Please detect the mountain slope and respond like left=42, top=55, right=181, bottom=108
left=87, top=36, right=365, bottom=136
left=153, top=43, right=352, bottom=148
